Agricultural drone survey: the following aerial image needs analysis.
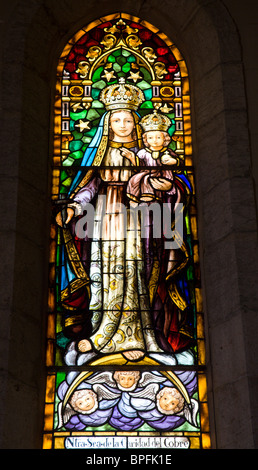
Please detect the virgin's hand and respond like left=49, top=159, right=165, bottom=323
left=55, top=207, right=75, bottom=227
left=150, top=177, right=172, bottom=191
left=120, top=147, right=136, bottom=165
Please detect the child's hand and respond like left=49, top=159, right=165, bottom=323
left=161, top=154, right=177, bottom=165
left=120, top=147, right=136, bottom=165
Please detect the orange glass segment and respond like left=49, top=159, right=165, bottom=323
left=198, top=339, right=206, bottom=366
left=44, top=403, right=54, bottom=431
left=45, top=374, right=55, bottom=403
left=202, top=433, right=211, bottom=449
left=200, top=402, right=210, bottom=433
left=42, top=433, right=53, bottom=449
left=198, top=373, right=208, bottom=402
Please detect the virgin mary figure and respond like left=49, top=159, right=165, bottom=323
left=56, top=78, right=193, bottom=362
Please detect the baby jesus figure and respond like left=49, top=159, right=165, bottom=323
left=124, top=111, right=180, bottom=203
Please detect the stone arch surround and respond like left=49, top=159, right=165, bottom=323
left=1, top=0, right=258, bottom=449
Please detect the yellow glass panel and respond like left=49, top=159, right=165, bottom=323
left=52, top=169, right=60, bottom=190
left=44, top=403, right=54, bottom=431
left=185, top=155, right=193, bottom=166
left=83, top=19, right=102, bottom=33
left=56, top=60, right=66, bottom=77
left=189, top=437, right=200, bottom=449
left=178, top=59, right=188, bottom=77
left=52, top=157, right=61, bottom=168
left=187, top=172, right=195, bottom=193
left=183, top=95, right=191, bottom=115
left=53, top=136, right=61, bottom=155
left=170, top=44, right=184, bottom=62
left=46, top=340, right=54, bottom=367
left=55, top=77, right=62, bottom=95
left=190, top=216, right=198, bottom=240
left=195, top=288, right=203, bottom=313
left=198, top=373, right=208, bottom=402
left=68, top=30, right=86, bottom=46
left=185, top=142, right=193, bottom=156
left=158, top=32, right=173, bottom=46
left=183, top=115, right=192, bottom=136
left=47, top=313, right=55, bottom=339
left=60, top=42, right=73, bottom=60
left=54, top=121, right=61, bottom=137
left=50, top=224, right=56, bottom=240
left=202, top=433, right=211, bottom=449
left=54, top=437, right=66, bottom=449
left=140, top=20, right=159, bottom=33
left=54, top=97, right=61, bottom=114
left=197, top=313, right=205, bottom=339
left=48, top=288, right=55, bottom=312
left=182, top=77, right=190, bottom=95
left=198, top=339, right=206, bottom=365
left=48, top=240, right=56, bottom=264
left=184, top=134, right=192, bottom=146
left=200, top=403, right=210, bottom=432
left=45, top=374, right=55, bottom=403
left=52, top=184, right=59, bottom=197
left=193, top=243, right=200, bottom=263
left=122, top=13, right=144, bottom=23
left=100, top=13, right=120, bottom=23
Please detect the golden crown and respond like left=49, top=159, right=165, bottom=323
left=99, top=77, right=144, bottom=111
left=140, top=110, right=171, bottom=132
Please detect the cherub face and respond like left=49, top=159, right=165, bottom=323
left=118, top=374, right=137, bottom=389
left=145, top=131, right=165, bottom=150
left=157, top=387, right=185, bottom=415
left=74, top=391, right=96, bottom=412
left=159, top=390, right=180, bottom=412
left=110, top=111, right=135, bottom=139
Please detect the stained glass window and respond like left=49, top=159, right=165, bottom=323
left=43, top=13, right=210, bottom=451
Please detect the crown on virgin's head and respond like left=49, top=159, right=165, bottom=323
left=139, top=110, right=172, bottom=132
left=100, top=77, right=145, bottom=111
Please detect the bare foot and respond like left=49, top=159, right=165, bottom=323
left=123, top=350, right=145, bottom=361
left=78, top=339, right=92, bottom=353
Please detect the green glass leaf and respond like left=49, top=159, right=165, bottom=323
left=121, top=49, right=131, bottom=57
left=140, top=100, right=153, bottom=109
left=92, top=99, right=104, bottom=108
left=107, top=55, right=116, bottom=63
left=143, top=88, right=153, bottom=100
left=122, top=62, right=131, bottom=73
left=69, top=140, right=83, bottom=152
left=92, top=79, right=106, bottom=90
left=92, top=66, right=104, bottom=82
left=86, top=108, right=101, bottom=121
left=117, top=55, right=126, bottom=66
left=70, top=110, right=87, bottom=121
left=113, top=62, right=121, bottom=72
left=62, top=156, right=76, bottom=166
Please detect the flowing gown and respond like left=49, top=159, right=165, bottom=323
left=73, top=145, right=162, bottom=354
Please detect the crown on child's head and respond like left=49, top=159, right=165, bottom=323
left=100, top=77, right=145, bottom=111
left=140, top=110, right=171, bottom=132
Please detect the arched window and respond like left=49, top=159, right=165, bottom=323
left=43, top=13, right=210, bottom=450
